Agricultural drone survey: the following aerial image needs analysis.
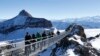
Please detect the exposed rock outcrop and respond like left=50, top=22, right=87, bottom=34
left=51, top=36, right=100, bottom=56
left=65, top=23, right=87, bottom=42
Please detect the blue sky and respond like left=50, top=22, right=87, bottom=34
left=0, top=0, right=100, bottom=20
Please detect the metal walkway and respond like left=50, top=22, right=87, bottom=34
left=0, top=26, right=73, bottom=56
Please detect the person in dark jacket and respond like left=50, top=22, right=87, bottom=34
left=31, top=34, right=36, bottom=43
left=48, top=32, right=51, bottom=38
left=31, top=33, right=36, bottom=51
left=42, top=31, right=47, bottom=40
left=56, top=30, right=60, bottom=35
left=51, top=31, right=55, bottom=37
left=41, top=31, right=47, bottom=47
left=25, top=32, right=32, bottom=45
left=25, top=32, right=32, bottom=56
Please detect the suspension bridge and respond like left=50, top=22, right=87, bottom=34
left=0, top=25, right=74, bottom=56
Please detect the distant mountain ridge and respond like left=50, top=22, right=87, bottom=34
left=0, top=10, right=52, bottom=34
left=52, top=16, right=100, bottom=29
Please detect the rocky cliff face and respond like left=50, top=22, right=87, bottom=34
left=65, top=24, right=87, bottom=42
left=50, top=24, right=100, bottom=56
left=0, top=10, right=52, bottom=34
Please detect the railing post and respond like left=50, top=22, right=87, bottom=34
left=47, top=36, right=50, bottom=47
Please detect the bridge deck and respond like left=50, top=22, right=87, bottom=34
left=0, top=31, right=70, bottom=56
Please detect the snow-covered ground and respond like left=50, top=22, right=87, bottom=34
left=64, top=49, right=78, bottom=56
left=85, top=29, right=100, bottom=50
left=85, top=29, right=100, bottom=37
left=91, top=38, right=100, bottom=50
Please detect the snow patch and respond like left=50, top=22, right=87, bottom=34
left=0, top=41, right=10, bottom=47
left=69, top=35, right=84, bottom=45
left=64, top=49, right=77, bottom=56
left=91, top=38, right=100, bottom=50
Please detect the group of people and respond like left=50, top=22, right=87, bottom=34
left=24, top=30, right=60, bottom=56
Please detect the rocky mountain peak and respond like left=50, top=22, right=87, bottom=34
left=49, top=24, right=100, bottom=56
left=18, top=10, right=32, bottom=17
left=65, top=23, right=87, bottom=42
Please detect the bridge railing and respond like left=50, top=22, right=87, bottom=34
left=0, top=31, right=68, bottom=56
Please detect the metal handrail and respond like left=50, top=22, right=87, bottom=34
left=0, top=32, right=66, bottom=56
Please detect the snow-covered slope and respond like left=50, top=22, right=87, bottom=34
left=52, top=16, right=100, bottom=29
left=85, top=29, right=100, bottom=37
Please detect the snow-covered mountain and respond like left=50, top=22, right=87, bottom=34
left=0, top=10, right=52, bottom=34
left=0, top=10, right=53, bottom=41
left=52, top=16, right=100, bottom=29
